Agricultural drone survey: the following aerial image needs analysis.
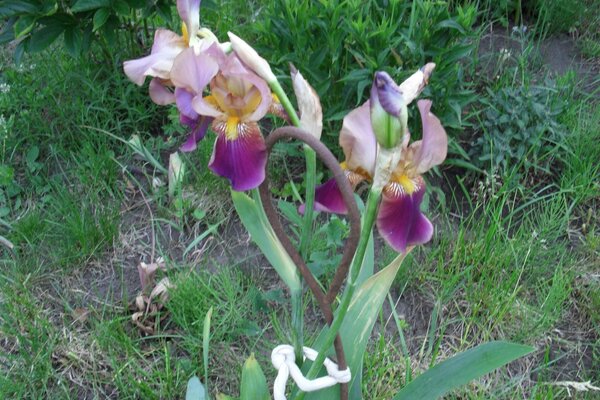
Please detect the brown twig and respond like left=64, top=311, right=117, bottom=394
left=258, top=126, right=361, bottom=400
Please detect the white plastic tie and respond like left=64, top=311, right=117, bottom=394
left=271, top=344, right=351, bottom=400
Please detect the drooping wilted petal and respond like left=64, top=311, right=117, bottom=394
left=123, top=29, right=185, bottom=85
left=177, top=0, right=200, bottom=40
left=291, top=65, right=322, bottom=139
left=170, top=47, right=219, bottom=96
left=340, top=101, right=377, bottom=177
left=376, top=183, right=433, bottom=252
left=412, top=100, right=447, bottom=174
left=149, top=78, right=175, bottom=105
left=180, top=115, right=212, bottom=152
left=268, top=95, right=289, bottom=121
left=300, top=178, right=348, bottom=215
left=398, top=63, right=435, bottom=105
left=208, top=122, right=267, bottom=191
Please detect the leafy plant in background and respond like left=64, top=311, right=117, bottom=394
left=123, top=0, right=534, bottom=399
left=471, top=84, right=567, bottom=175
left=251, top=0, right=479, bottom=146
left=0, top=0, right=174, bottom=62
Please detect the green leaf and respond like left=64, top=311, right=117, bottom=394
left=0, top=165, right=15, bottom=186
left=185, top=376, right=207, bottom=400
left=71, top=0, right=110, bottom=13
left=435, top=19, right=466, bottom=34
left=63, top=27, right=83, bottom=57
left=14, top=37, right=28, bottom=64
left=14, top=15, right=36, bottom=38
left=101, top=14, right=119, bottom=46
left=304, top=252, right=409, bottom=399
left=395, top=342, right=534, bottom=400
left=0, top=18, right=16, bottom=45
left=203, top=307, right=212, bottom=392
left=240, top=354, right=269, bottom=400
left=231, top=191, right=301, bottom=292
left=92, top=8, right=110, bottom=31
left=28, top=24, right=64, bottom=52
left=0, top=1, right=39, bottom=18
left=111, top=0, right=130, bottom=16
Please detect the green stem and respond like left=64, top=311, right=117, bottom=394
left=253, top=186, right=304, bottom=361
left=269, top=79, right=301, bottom=127
left=299, top=146, right=316, bottom=259
left=294, top=188, right=381, bottom=400
left=291, top=287, right=304, bottom=365
left=267, top=77, right=316, bottom=366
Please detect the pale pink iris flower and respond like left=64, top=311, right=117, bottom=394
left=123, top=0, right=211, bottom=105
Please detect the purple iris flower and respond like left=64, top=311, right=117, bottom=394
left=310, top=67, right=447, bottom=252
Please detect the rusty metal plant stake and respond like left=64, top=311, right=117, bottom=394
left=258, top=126, right=361, bottom=400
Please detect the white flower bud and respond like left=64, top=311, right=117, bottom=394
left=228, top=32, right=276, bottom=83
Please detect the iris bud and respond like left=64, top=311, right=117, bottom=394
left=228, top=32, right=277, bottom=83
left=370, top=71, right=405, bottom=149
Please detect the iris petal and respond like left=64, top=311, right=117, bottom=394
left=123, top=29, right=185, bottom=85
left=218, top=54, right=271, bottom=121
left=300, top=178, right=348, bottom=215
left=175, top=87, right=197, bottom=118
left=177, top=0, right=200, bottom=40
left=339, top=101, right=377, bottom=177
left=376, top=184, right=433, bottom=252
left=208, top=122, right=267, bottom=191
left=180, top=115, right=212, bottom=152
left=149, top=78, right=175, bottom=105
left=170, top=47, right=219, bottom=95
left=412, top=100, right=448, bottom=174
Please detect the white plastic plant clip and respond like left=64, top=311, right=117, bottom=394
left=271, top=344, right=351, bottom=400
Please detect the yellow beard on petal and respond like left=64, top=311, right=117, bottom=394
left=385, top=173, right=420, bottom=197
left=225, top=116, right=240, bottom=140
left=397, top=174, right=416, bottom=194
left=182, top=22, right=189, bottom=44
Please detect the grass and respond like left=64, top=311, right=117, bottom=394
left=1, top=2, right=599, bottom=399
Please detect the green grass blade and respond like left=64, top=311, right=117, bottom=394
left=393, top=341, right=535, bottom=400
left=203, top=307, right=213, bottom=397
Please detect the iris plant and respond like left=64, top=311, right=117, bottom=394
left=125, top=3, right=535, bottom=398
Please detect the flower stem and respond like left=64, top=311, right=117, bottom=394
left=268, top=78, right=313, bottom=364
left=294, top=188, right=382, bottom=399
left=299, top=146, right=316, bottom=259
left=269, top=79, right=301, bottom=127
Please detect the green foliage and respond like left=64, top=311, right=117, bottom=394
left=0, top=0, right=174, bottom=62
left=231, top=190, right=301, bottom=292
left=168, top=269, right=262, bottom=352
left=471, top=84, right=567, bottom=174
left=393, top=342, right=534, bottom=399
left=239, top=354, right=269, bottom=400
left=277, top=199, right=349, bottom=278
left=303, top=252, right=407, bottom=399
left=251, top=0, right=479, bottom=147
left=186, top=376, right=208, bottom=400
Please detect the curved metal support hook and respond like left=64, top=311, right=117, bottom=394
left=258, top=126, right=361, bottom=400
